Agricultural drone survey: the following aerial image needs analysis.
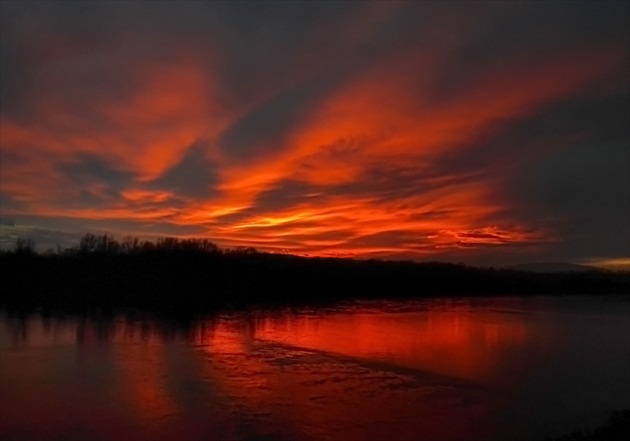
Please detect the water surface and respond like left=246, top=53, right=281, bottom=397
left=1, top=296, right=629, bottom=441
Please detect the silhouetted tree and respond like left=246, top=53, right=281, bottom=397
left=121, top=236, right=141, bottom=254
left=227, top=246, right=258, bottom=255
left=95, top=234, right=120, bottom=254
left=141, top=240, right=156, bottom=252
left=79, top=233, right=99, bottom=254
left=200, top=238, right=221, bottom=254
left=14, top=237, right=35, bottom=255
left=156, top=236, right=181, bottom=252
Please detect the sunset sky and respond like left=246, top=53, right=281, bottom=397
left=1, top=1, right=628, bottom=268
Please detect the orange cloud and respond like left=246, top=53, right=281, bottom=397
left=1, top=3, right=626, bottom=263
left=190, top=44, right=621, bottom=257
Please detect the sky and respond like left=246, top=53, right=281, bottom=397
left=1, top=1, right=628, bottom=269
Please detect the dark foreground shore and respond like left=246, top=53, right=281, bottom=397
left=545, top=410, right=630, bottom=441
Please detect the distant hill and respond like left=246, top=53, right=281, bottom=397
left=505, top=262, right=603, bottom=273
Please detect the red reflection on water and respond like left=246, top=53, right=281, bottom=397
left=252, top=306, right=541, bottom=387
left=0, top=304, right=557, bottom=441
left=196, top=304, right=549, bottom=441
left=0, top=317, right=218, bottom=441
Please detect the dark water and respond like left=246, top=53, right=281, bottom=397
left=1, top=296, right=629, bottom=441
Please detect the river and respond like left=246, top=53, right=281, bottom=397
left=1, top=295, right=629, bottom=441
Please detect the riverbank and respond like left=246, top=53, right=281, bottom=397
left=2, top=248, right=628, bottom=316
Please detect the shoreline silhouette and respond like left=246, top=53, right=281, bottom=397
left=2, top=233, right=628, bottom=316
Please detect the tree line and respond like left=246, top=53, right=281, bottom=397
left=2, top=233, right=628, bottom=317
left=8, top=233, right=256, bottom=256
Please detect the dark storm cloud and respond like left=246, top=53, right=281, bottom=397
left=0, top=19, right=23, bottom=113
left=249, top=165, right=467, bottom=216
left=0, top=147, right=28, bottom=170
left=145, top=141, right=217, bottom=198
left=2, top=0, right=624, bottom=119
left=427, top=1, right=630, bottom=106
left=425, top=88, right=630, bottom=202
left=211, top=1, right=496, bottom=161
left=510, top=137, right=630, bottom=260
left=1, top=1, right=121, bottom=115
left=212, top=3, right=435, bottom=160
left=501, top=91, right=630, bottom=147
left=59, top=154, right=134, bottom=192
left=1, top=1, right=374, bottom=143
left=0, top=192, right=23, bottom=211
left=252, top=180, right=321, bottom=213
left=1, top=1, right=219, bottom=122
left=208, top=1, right=363, bottom=69
left=338, top=165, right=482, bottom=204
left=218, top=75, right=340, bottom=159
left=53, top=154, right=134, bottom=210
left=490, top=83, right=630, bottom=261
left=348, top=230, right=422, bottom=249
left=1, top=2, right=362, bottom=102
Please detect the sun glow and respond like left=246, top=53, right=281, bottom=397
left=584, top=257, right=630, bottom=271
